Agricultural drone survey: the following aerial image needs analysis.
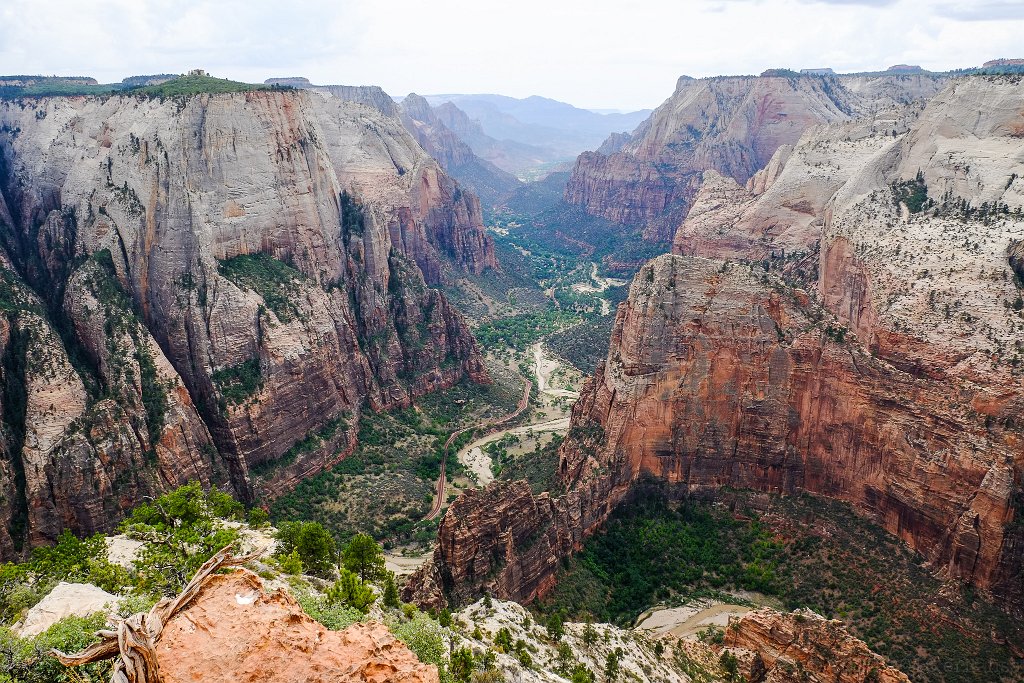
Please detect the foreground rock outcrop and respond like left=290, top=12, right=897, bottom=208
left=723, top=608, right=910, bottom=683
left=565, top=73, right=947, bottom=241
left=156, top=570, right=438, bottom=683
left=0, top=89, right=492, bottom=554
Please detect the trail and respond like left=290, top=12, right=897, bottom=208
left=425, top=379, right=532, bottom=521
left=456, top=343, right=580, bottom=486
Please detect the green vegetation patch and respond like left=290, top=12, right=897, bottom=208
left=211, top=357, right=263, bottom=407
left=539, top=488, right=1024, bottom=683
left=474, top=308, right=580, bottom=351
left=128, top=74, right=272, bottom=97
left=217, top=252, right=304, bottom=322
left=269, top=410, right=441, bottom=548
left=537, top=486, right=781, bottom=626
left=271, top=367, right=525, bottom=548
left=496, top=433, right=563, bottom=494
left=891, top=171, right=930, bottom=213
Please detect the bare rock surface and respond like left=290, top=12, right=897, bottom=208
left=156, top=570, right=438, bottom=683
left=15, top=582, right=117, bottom=638
left=724, top=608, right=910, bottom=683
left=566, top=73, right=947, bottom=241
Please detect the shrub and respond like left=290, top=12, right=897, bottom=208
left=296, top=591, right=363, bottom=631
left=0, top=613, right=111, bottom=682
left=325, top=569, right=376, bottom=612
left=279, top=549, right=303, bottom=575
left=450, top=647, right=474, bottom=683
left=248, top=507, right=270, bottom=528
left=494, top=627, right=513, bottom=652
left=218, top=253, right=303, bottom=323
left=382, top=573, right=401, bottom=609
left=121, top=482, right=242, bottom=594
left=389, top=612, right=447, bottom=673
left=212, top=358, right=263, bottom=406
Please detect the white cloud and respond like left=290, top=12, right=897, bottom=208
left=0, top=0, right=1021, bottom=110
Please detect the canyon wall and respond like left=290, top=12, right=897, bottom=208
left=565, top=73, right=947, bottom=242
left=399, top=94, right=522, bottom=207
left=0, top=89, right=492, bottom=554
left=411, top=76, right=1024, bottom=614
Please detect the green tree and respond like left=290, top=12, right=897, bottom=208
left=276, top=521, right=337, bottom=577
left=325, top=568, right=376, bottom=612
left=494, top=627, right=513, bottom=652
left=121, top=482, right=241, bottom=594
left=342, top=533, right=386, bottom=582
left=248, top=507, right=270, bottom=527
left=604, top=648, right=622, bottom=682
left=280, top=549, right=303, bottom=575
left=547, top=613, right=564, bottom=641
left=569, top=664, right=595, bottom=683
left=451, top=647, right=475, bottom=683
left=382, top=572, right=401, bottom=609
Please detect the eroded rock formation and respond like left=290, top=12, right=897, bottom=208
left=399, top=94, right=522, bottom=206
left=565, top=73, right=947, bottom=241
left=410, top=77, right=1024, bottom=617
left=722, top=608, right=910, bottom=683
left=0, top=89, right=492, bottom=554
left=155, top=570, right=438, bottom=683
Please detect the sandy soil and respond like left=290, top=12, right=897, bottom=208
left=458, top=345, right=578, bottom=485
left=636, top=601, right=752, bottom=638
left=571, top=263, right=628, bottom=295
left=385, top=553, right=430, bottom=576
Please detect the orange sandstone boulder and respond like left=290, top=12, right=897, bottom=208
left=155, top=570, right=438, bottom=683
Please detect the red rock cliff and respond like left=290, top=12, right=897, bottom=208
left=565, top=74, right=946, bottom=242
left=410, top=255, right=1024, bottom=614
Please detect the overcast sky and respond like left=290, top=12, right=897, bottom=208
left=2, top=0, right=1022, bottom=111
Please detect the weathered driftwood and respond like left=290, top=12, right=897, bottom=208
left=52, top=545, right=261, bottom=683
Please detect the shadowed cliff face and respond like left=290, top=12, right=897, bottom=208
left=565, top=74, right=947, bottom=242
left=0, top=90, right=491, bottom=555
left=410, top=76, right=1024, bottom=615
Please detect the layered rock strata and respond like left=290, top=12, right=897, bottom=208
left=0, top=89, right=491, bottom=554
left=411, top=253, right=1023, bottom=611
left=565, top=73, right=947, bottom=241
left=399, top=94, right=522, bottom=206
left=722, top=608, right=910, bottom=683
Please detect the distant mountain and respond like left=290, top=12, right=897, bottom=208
left=399, top=94, right=522, bottom=207
left=429, top=101, right=551, bottom=177
left=420, top=93, right=651, bottom=165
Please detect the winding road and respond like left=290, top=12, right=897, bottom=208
left=424, top=379, right=532, bottom=521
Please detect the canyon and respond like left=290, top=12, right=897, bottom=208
left=410, top=74, right=1024, bottom=623
left=0, top=88, right=493, bottom=555
left=0, top=62, right=1022, bottom=682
